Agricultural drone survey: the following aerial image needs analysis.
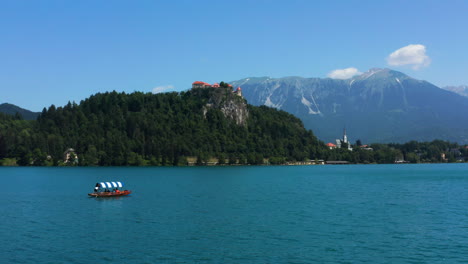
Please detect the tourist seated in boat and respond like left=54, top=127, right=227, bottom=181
left=89, top=181, right=130, bottom=197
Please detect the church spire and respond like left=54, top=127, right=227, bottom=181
left=343, top=127, right=348, bottom=143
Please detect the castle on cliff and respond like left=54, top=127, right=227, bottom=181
left=192, top=81, right=242, bottom=97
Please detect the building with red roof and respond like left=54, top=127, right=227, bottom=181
left=192, top=81, right=212, bottom=89
left=326, top=143, right=337, bottom=149
left=191, top=81, right=242, bottom=97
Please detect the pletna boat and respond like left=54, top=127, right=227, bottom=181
left=88, top=181, right=131, bottom=197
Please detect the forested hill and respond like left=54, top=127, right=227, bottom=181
left=0, top=88, right=326, bottom=166
left=0, top=103, right=40, bottom=120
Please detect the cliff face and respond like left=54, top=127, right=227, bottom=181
left=193, top=87, right=249, bottom=126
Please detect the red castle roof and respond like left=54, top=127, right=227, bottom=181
left=192, top=81, right=212, bottom=86
left=326, top=143, right=336, bottom=147
left=237, top=87, right=242, bottom=91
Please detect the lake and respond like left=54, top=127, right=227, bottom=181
left=1, top=164, right=467, bottom=263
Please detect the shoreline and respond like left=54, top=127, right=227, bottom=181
left=1, top=161, right=467, bottom=167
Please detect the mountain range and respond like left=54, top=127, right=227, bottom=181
left=231, top=68, right=468, bottom=144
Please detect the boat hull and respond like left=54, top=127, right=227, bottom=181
left=88, top=190, right=131, bottom=197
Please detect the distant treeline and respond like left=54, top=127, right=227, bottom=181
left=327, top=141, right=468, bottom=164
left=0, top=91, right=467, bottom=166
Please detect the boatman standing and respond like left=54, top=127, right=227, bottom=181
left=94, top=183, right=99, bottom=192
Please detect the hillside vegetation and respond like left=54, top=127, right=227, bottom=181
left=0, top=89, right=325, bottom=166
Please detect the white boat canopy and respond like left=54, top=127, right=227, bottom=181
left=98, top=182, right=123, bottom=189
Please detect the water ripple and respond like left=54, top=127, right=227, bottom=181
left=1, top=165, right=468, bottom=263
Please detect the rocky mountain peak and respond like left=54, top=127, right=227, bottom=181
left=353, top=68, right=409, bottom=82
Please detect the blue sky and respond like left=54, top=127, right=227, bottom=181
left=1, top=0, right=468, bottom=111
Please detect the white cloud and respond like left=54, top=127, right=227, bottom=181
left=152, top=85, right=174, bottom=94
left=387, top=44, right=430, bottom=70
left=327, top=67, right=361, bottom=79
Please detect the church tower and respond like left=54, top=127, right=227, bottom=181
left=235, top=87, right=242, bottom=97
left=343, top=127, right=348, bottom=144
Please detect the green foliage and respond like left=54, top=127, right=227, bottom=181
left=0, top=91, right=328, bottom=165
left=269, top=156, right=285, bottom=165
left=219, top=81, right=229, bottom=88
left=1, top=91, right=467, bottom=166
left=0, top=134, right=7, bottom=159
left=355, top=139, right=362, bottom=146
left=320, top=139, right=467, bottom=164
left=0, top=158, right=17, bottom=166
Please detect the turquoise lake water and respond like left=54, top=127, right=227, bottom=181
left=1, top=164, right=467, bottom=263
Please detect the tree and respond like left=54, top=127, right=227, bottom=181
left=0, top=134, right=7, bottom=159
left=17, top=148, right=32, bottom=166
left=356, top=139, right=362, bottom=147
left=14, top=112, right=23, bottom=120
left=255, top=153, right=264, bottom=165
left=238, top=154, right=247, bottom=165
left=83, top=145, right=99, bottom=166
left=217, top=153, right=225, bottom=165
left=219, top=81, right=228, bottom=88
left=247, top=153, right=256, bottom=164
left=228, top=153, right=237, bottom=165
left=341, top=142, right=349, bottom=149
left=32, top=148, right=46, bottom=166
